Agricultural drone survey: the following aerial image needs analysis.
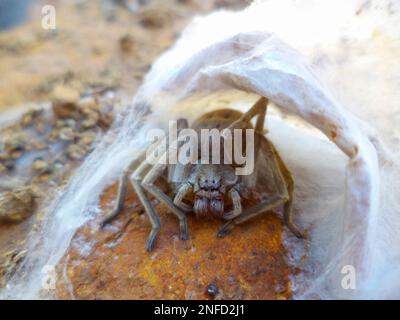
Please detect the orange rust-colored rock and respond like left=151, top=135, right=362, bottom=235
left=56, top=183, right=294, bottom=299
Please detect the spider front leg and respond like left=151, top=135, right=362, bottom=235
left=142, top=164, right=189, bottom=242
left=131, top=157, right=163, bottom=252
left=141, top=121, right=190, bottom=243
left=222, top=188, right=242, bottom=220
left=217, top=195, right=287, bottom=237
left=99, top=150, right=147, bottom=228
left=173, top=182, right=193, bottom=213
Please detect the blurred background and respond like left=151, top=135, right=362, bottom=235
left=0, top=0, right=247, bottom=112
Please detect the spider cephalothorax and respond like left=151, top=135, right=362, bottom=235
left=192, top=164, right=225, bottom=219
left=188, top=163, right=238, bottom=220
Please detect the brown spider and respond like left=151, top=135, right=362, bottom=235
left=100, top=97, right=304, bottom=251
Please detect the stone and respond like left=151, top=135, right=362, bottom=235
left=55, top=183, right=294, bottom=299
left=0, top=187, right=38, bottom=224
left=0, top=249, right=27, bottom=288
left=78, top=131, right=96, bottom=146
left=32, top=158, right=50, bottom=173
left=81, top=108, right=100, bottom=129
left=20, top=109, right=43, bottom=128
left=52, top=101, right=80, bottom=119
left=4, top=134, right=26, bottom=152
left=59, top=127, right=76, bottom=141
left=78, top=96, right=97, bottom=110
left=66, top=144, right=88, bottom=160
left=51, top=85, right=80, bottom=104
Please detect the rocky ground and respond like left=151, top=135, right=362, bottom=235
left=0, top=0, right=301, bottom=299
left=0, top=89, right=114, bottom=287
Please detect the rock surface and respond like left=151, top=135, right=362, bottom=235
left=56, top=183, right=294, bottom=299
left=0, top=187, right=38, bottom=224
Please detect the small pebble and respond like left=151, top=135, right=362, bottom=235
left=59, top=127, right=76, bottom=141
left=33, top=158, right=50, bottom=173
left=67, top=144, right=87, bottom=160
left=206, top=283, right=219, bottom=297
